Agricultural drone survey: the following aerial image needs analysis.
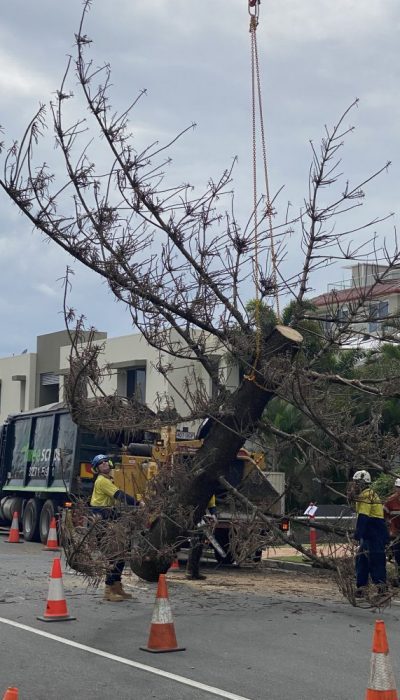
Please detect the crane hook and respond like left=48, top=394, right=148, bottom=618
left=248, top=0, right=260, bottom=25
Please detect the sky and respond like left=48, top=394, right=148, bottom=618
left=0, top=0, right=398, bottom=357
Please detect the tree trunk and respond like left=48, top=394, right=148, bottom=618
left=131, top=325, right=302, bottom=580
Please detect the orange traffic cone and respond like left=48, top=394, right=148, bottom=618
left=37, top=557, right=76, bottom=622
left=140, top=574, right=185, bottom=653
left=169, top=557, right=180, bottom=571
left=2, top=688, right=19, bottom=700
left=366, top=620, right=398, bottom=699
left=6, top=512, right=21, bottom=544
left=43, top=517, right=61, bottom=551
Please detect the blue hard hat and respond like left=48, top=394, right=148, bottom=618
left=91, top=454, right=111, bottom=472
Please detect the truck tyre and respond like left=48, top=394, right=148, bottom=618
left=0, top=496, right=23, bottom=523
left=39, top=500, right=55, bottom=544
left=22, top=499, right=42, bottom=542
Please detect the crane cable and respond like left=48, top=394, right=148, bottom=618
left=247, top=0, right=281, bottom=383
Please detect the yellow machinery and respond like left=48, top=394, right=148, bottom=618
left=112, top=425, right=267, bottom=504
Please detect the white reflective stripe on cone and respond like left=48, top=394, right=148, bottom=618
left=47, top=578, right=65, bottom=601
left=48, top=527, right=57, bottom=539
left=369, top=653, right=397, bottom=691
left=151, top=598, right=173, bottom=624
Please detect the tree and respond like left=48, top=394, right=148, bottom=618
left=1, top=1, right=399, bottom=581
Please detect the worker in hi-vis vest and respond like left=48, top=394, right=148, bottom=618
left=186, top=495, right=218, bottom=580
left=351, top=469, right=389, bottom=598
left=90, top=454, right=137, bottom=602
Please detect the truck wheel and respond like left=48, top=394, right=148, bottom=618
left=22, top=499, right=42, bottom=542
left=39, top=500, right=55, bottom=544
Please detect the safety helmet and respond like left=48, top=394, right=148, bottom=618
left=395, top=478, right=400, bottom=488
left=91, top=454, right=111, bottom=473
left=352, top=469, right=371, bottom=484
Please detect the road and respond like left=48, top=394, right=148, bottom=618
left=1, top=536, right=400, bottom=699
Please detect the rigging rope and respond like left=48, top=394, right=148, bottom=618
left=248, top=0, right=281, bottom=343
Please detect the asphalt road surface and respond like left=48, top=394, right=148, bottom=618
left=1, top=536, right=400, bottom=699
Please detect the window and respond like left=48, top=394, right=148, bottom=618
left=39, top=373, right=59, bottom=406
left=338, top=306, right=349, bottom=324
left=126, top=367, right=146, bottom=403
left=208, top=356, right=220, bottom=400
left=368, top=301, right=389, bottom=333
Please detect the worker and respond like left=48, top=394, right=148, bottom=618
left=351, top=469, right=389, bottom=598
left=384, top=478, right=400, bottom=587
left=186, top=495, right=218, bottom=581
left=90, top=454, right=138, bottom=602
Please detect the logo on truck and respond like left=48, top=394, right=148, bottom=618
left=21, top=445, right=62, bottom=478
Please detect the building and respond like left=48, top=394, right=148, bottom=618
left=0, top=330, right=105, bottom=424
left=312, top=263, right=400, bottom=339
left=0, top=328, right=239, bottom=426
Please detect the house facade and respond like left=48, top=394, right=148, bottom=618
left=0, top=328, right=239, bottom=427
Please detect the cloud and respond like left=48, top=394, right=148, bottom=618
left=0, top=0, right=398, bottom=358
left=34, top=283, right=58, bottom=298
left=0, top=49, right=50, bottom=99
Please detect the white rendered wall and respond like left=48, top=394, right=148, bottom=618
left=0, top=353, right=37, bottom=423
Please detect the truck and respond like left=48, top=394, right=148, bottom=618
left=0, top=402, right=286, bottom=561
left=0, top=403, right=119, bottom=542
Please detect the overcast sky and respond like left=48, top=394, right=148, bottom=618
left=0, top=0, right=398, bottom=357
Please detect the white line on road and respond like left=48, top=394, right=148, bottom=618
left=0, top=616, right=253, bottom=700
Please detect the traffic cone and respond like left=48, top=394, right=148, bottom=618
left=6, top=512, right=21, bottom=544
left=140, top=574, right=185, bottom=653
left=43, top=517, right=61, bottom=551
left=37, top=557, right=76, bottom=622
left=365, top=620, right=398, bottom=699
left=169, top=557, right=180, bottom=571
left=2, top=689, right=19, bottom=700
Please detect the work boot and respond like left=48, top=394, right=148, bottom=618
left=186, top=572, right=207, bottom=580
left=354, top=587, right=366, bottom=599
left=113, top=581, right=133, bottom=599
left=104, top=584, right=124, bottom=602
left=376, top=583, right=389, bottom=596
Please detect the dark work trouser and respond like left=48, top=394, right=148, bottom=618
left=91, top=507, right=125, bottom=586
left=356, top=539, right=387, bottom=588
left=105, top=560, right=125, bottom=586
left=186, top=534, right=204, bottom=577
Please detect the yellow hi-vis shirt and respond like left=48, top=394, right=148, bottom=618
left=355, top=488, right=384, bottom=519
left=207, top=495, right=216, bottom=510
left=90, top=474, right=118, bottom=507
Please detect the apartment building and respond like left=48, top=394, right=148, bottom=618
left=312, top=263, right=400, bottom=338
left=0, top=328, right=239, bottom=426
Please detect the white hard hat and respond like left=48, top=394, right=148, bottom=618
left=395, top=478, right=400, bottom=488
left=352, top=470, right=371, bottom=483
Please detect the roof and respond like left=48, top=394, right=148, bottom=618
left=312, top=281, right=400, bottom=308
left=6, top=402, right=67, bottom=421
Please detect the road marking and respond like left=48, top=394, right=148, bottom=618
left=0, top=616, right=253, bottom=700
